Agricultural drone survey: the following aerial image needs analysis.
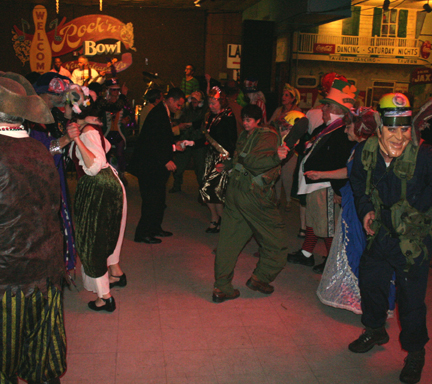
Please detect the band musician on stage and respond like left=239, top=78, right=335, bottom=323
left=71, top=55, right=106, bottom=86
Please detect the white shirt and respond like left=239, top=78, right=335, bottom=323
left=69, top=129, right=111, bottom=176
left=306, top=107, right=324, bottom=135
left=0, top=128, right=28, bottom=138
left=71, top=68, right=105, bottom=86
left=297, top=149, right=331, bottom=195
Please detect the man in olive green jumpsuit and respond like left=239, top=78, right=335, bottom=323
left=213, top=104, right=289, bottom=303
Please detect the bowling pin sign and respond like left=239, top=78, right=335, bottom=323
left=30, top=5, right=52, bottom=74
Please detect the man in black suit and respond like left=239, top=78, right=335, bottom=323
left=133, top=88, right=186, bottom=244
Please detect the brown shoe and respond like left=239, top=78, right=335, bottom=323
left=246, top=276, right=274, bottom=294
left=212, top=288, right=240, bottom=303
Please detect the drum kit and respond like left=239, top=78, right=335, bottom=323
left=135, top=71, right=174, bottom=121
left=141, top=70, right=176, bottom=102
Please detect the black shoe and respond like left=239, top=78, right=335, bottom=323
left=287, top=250, right=315, bottom=266
left=206, top=218, right=221, bottom=233
left=134, top=235, right=162, bottom=244
left=312, top=258, right=327, bottom=274
left=400, top=349, right=425, bottom=384
left=110, top=273, right=127, bottom=289
left=297, top=228, right=306, bottom=238
left=246, top=276, right=274, bottom=294
left=348, top=326, right=389, bottom=353
left=169, top=187, right=181, bottom=193
left=88, top=296, right=116, bottom=312
left=151, top=230, right=173, bottom=237
left=212, top=289, right=240, bottom=303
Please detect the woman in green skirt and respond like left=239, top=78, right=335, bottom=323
left=67, top=90, right=127, bottom=312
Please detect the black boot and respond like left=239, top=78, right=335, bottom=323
left=312, top=257, right=327, bottom=274
left=348, top=326, right=389, bottom=353
left=400, top=349, right=425, bottom=384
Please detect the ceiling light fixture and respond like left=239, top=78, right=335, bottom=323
left=100, top=0, right=103, bottom=11
left=56, top=0, right=59, bottom=14
left=194, top=0, right=201, bottom=7
left=383, top=0, right=390, bottom=12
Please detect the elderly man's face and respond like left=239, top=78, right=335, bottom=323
left=378, top=125, right=412, bottom=159
left=322, top=103, right=344, bottom=124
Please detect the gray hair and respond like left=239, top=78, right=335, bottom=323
left=327, top=103, right=346, bottom=116
left=0, top=112, right=24, bottom=124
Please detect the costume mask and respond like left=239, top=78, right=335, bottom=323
left=377, top=125, right=412, bottom=159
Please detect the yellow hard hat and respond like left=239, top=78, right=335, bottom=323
left=379, top=93, right=410, bottom=109
left=284, top=110, right=305, bottom=126
left=378, top=93, right=412, bottom=127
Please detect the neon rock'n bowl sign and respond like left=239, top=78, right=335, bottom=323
left=12, top=5, right=136, bottom=74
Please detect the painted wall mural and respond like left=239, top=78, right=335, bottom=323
left=12, top=5, right=136, bottom=75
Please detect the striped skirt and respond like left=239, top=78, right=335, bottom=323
left=0, top=283, right=66, bottom=384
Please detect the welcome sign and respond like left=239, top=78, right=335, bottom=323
left=12, top=5, right=136, bottom=74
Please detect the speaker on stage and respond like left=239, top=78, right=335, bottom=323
left=241, top=20, right=275, bottom=93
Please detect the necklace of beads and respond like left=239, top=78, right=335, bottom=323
left=0, top=125, right=25, bottom=131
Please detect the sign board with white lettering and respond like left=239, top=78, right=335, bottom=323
left=294, top=53, right=427, bottom=65
left=84, top=41, right=122, bottom=56
left=334, top=45, right=419, bottom=57
left=410, top=67, right=432, bottom=85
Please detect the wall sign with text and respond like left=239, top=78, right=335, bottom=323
left=227, top=44, right=241, bottom=69
left=12, top=5, right=136, bottom=74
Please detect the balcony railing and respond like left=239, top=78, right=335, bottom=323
left=296, top=33, right=420, bottom=53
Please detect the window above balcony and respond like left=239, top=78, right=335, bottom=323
left=372, top=7, right=408, bottom=38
